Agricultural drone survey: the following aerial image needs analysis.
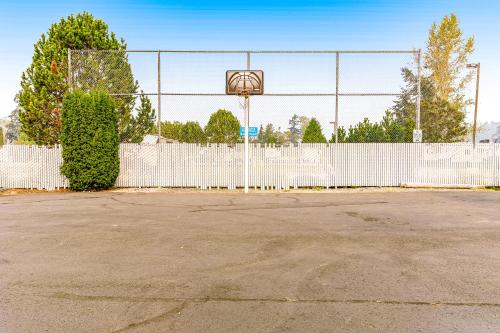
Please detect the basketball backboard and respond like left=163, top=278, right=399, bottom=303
left=226, top=70, right=264, bottom=95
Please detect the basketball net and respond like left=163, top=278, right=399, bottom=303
left=236, top=89, right=250, bottom=110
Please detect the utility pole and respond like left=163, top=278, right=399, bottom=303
left=467, top=63, right=480, bottom=147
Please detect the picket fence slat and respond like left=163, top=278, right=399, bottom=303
left=1, top=143, right=499, bottom=190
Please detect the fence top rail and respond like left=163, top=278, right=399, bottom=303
left=70, top=49, right=420, bottom=54
left=107, top=92, right=410, bottom=97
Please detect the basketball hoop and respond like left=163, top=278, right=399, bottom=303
left=236, top=89, right=250, bottom=110
left=237, top=89, right=251, bottom=98
left=226, top=70, right=264, bottom=194
left=226, top=70, right=264, bottom=96
left=226, top=69, right=263, bottom=111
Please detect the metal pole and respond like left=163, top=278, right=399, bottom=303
left=246, top=52, right=251, bottom=123
left=67, top=49, right=72, bottom=92
left=472, top=63, right=480, bottom=148
left=335, top=52, right=339, bottom=143
left=416, top=49, right=422, bottom=132
left=157, top=51, right=161, bottom=142
left=244, top=52, right=251, bottom=193
left=245, top=52, right=257, bottom=189
left=244, top=96, right=249, bottom=193
left=334, top=52, right=340, bottom=189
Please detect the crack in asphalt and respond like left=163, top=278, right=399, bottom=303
left=106, top=194, right=389, bottom=213
left=0, top=195, right=103, bottom=205
left=48, top=292, right=500, bottom=308
left=189, top=201, right=389, bottom=213
left=108, top=195, right=204, bottom=209
left=109, top=301, right=188, bottom=333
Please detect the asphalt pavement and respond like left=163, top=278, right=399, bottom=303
left=1, top=189, right=499, bottom=332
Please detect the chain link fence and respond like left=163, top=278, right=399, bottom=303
left=69, top=49, right=421, bottom=144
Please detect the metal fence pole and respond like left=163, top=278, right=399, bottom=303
left=244, top=52, right=251, bottom=193
left=244, top=96, right=249, bottom=193
left=416, top=49, right=422, bottom=132
left=472, top=63, right=480, bottom=148
left=334, top=52, right=340, bottom=189
left=246, top=52, right=251, bottom=122
left=157, top=51, right=162, bottom=142
left=335, top=52, right=339, bottom=143
left=67, top=49, right=72, bottom=92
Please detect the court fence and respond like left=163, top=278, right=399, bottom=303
left=68, top=49, right=423, bottom=144
left=1, top=143, right=499, bottom=190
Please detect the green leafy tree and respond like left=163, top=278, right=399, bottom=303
left=60, top=90, right=119, bottom=191
left=160, top=121, right=183, bottom=141
left=257, top=124, right=265, bottom=143
left=205, top=109, right=241, bottom=144
left=329, top=127, right=347, bottom=143
left=0, top=127, right=4, bottom=145
left=392, top=14, right=472, bottom=142
left=426, top=13, right=474, bottom=102
left=302, top=118, right=327, bottom=143
left=123, top=94, right=156, bottom=143
left=334, top=111, right=408, bottom=143
left=180, top=121, right=207, bottom=143
left=18, top=12, right=154, bottom=145
left=330, top=112, right=409, bottom=143
left=5, top=108, right=20, bottom=143
left=393, top=69, right=467, bottom=142
left=379, top=111, right=408, bottom=142
left=71, top=48, right=151, bottom=142
left=283, top=115, right=310, bottom=143
left=279, top=130, right=292, bottom=145
left=299, top=116, right=311, bottom=139
left=258, top=123, right=279, bottom=144
left=345, top=119, right=384, bottom=143
left=288, top=114, right=300, bottom=143
left=265, top=124, right=277, bottom=144
left=419, top=98, right=466, bottom=142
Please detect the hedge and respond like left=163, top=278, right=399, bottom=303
left=60, top=90, right=119, bottom=191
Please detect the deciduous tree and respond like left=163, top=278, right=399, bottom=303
left=392, top=13, right=472, bottom=142
left=160, top=121, right=183, bottom=141
left=258, top=123, right=279, bottom=144
left=180, top=121, right=207, bottom=143
left=205, top=109, right=241, bottom=144
left=426, top=13, right=474, bottom=102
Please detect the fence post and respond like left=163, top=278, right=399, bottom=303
left=495, top=143, right=499, bottom=186
left=335, top=52, right=339, bottom=144
left=67, top=49, right=72, bottom=92
left=334, top=52, right=340, bottom=189
left=246, top=51, right=251, bottom=122
left=416, top=49, right=422, bottom=132
left=157, top=50, right=162, bottom=143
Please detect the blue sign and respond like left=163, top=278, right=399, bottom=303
left=240, top=127, right=259, bottom=137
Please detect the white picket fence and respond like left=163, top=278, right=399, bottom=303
left=1, top=143, right=499, bottom=190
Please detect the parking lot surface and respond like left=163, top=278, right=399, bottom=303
left=1, top=189, right=499, bottom=332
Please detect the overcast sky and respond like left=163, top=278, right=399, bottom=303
left=0, top=0, right=498, bottom=132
